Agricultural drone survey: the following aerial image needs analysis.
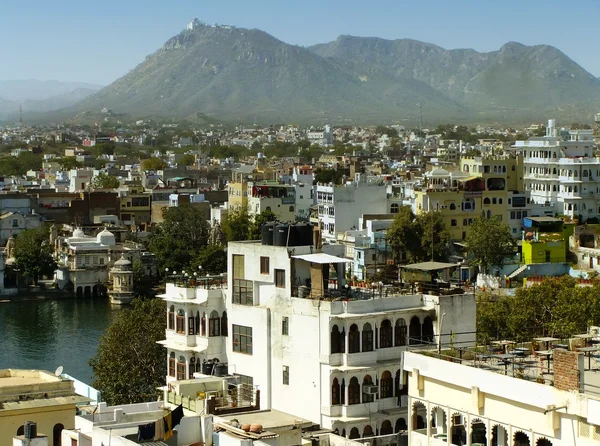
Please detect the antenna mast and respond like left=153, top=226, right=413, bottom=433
left=19, top=105, right=23, bottom=127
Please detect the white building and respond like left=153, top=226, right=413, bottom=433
left=247, top=182, right=296, bottom=221
left=291, top=165, right=315, bottom=220
left=316, top=174, right=390, bottom=243
left=403, top=344, right=600, bottom=446
left=0, top=212, right=43, bottom=245
left=68, top=169, right=93, bottom=192
left=515, top=119, right=600, bottom=221
left=159, top=236, right=476, bottom=439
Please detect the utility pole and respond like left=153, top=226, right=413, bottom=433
left=19, top=105, right=23, bottom=127
left=418, top=102, right=423, bottom=133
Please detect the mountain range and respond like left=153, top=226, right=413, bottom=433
left=16, top=23, right=600, bottom=124
left=0, top=80, right=102, bottom=120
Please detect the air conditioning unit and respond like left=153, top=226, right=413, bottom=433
left=363, top=385, right=379, bottom=395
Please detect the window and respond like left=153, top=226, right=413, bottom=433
left=221, top=311, right=228, bottom=336
left=176, top=357, right=186, bottom=380
left=348, top=377, right=360, bottom=405
left=362, top=323, right=374, bottom=352
left=189, top=357, right=196, bottom=379
left=188, top=316, right=195, bottom=335
left=232, top=254, right=245, bottom=279
left=331, top=325, right=342, bottom=354
left=233, top=324, right=253, bottom=355
left=275, top=269, right=285, bottom=288
left=395, top=319, right=407, bottom=346
left=176, top=310, right=185, bottom=334
left=332, top=377, right=340, bottom=405
left=209, top=310, right=220, bottom=336
left=348, top=324, right=360, bottom=353
left=260, top=256, right=270, bottom=274
left=380, top=371, right=393, bottom=399
left=289, top=206, right=294, bottom=212
left=232, top=278, right=253, bottom=305
left=380, top=319, right=393, bottom=348
left=168, top=305, right=175, bottom=330
left=362, top=375, right=375, bottom=402
left=283, top=366, right=289, bottom=385
left=12, top=219, right=18, bottom=227
left=451, top=219, right=457, bottom=227
left=201, top=312, right=206, bottom=336
left=169, top=352, right=176, bottom=377
left=282, top=317, right=289, bottom=335
left=390, top=203, right=399, bottom=214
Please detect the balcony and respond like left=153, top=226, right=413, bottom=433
left=345, top=351, right=379, bottom=367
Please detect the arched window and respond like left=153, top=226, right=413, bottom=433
left=409, top=316, right=421, bottom=345
left=209, top=310, right=220, bottom=336
left=471, top=420, right=486, bottom=445
left=502, top=166, right=506, bottom=173
left=391, top=203, right=399, bottom=214
left=168, top=305, right=175, bottom=330
left=177, top=356, right=186, bottom=380
left=363, top=425, right=374, bottom=438
left=498, top=198, right=503, bottom=204
left=201, top=312, right=207, bottom=336
left=395, top=418, right=407, bottom=433
left=380, top=420, right=393, bottom=435
left=380, top=319, right=393, bottom=348
left=348, top=324, right=360, bottom=353
left=363, top=375, right=375, bottom=403
left=189, top=357, right=196, bottom=379
left=362, top=323, right=374, bottom=352
left=483, top=197, right=491, bottom=205
left=514, top=431, right=531, bottom=446
left=331, top=325, right=342, bottom=354
left=583, top=170, right=588, bottom=177
left=512, top=165, right=516, bottom=171
left=380, top=371, right=393, bottom=399
left=221, top=311, right=228, bottom=336
left=332, top=378, right=340, bottom=405
left=537, top=438, right=552, bottom=446
left=395, top=319, right=407, bottom=346
left=349, top=428, right=360, bottom=439
left=575, top=170, right=578, bottom=177
left=422, top=317, right=434, bottom=343
left=169, top=352, right=176, bottom=377
left=195, top=311, right=200, bottom=335
left=289, top=205, right=294, bottom=212
left=348, top=377, right=360, bottom=405
left=340, top=379, right=345, bottom=405
left=17, top=425, right=24, bottom=436
left=449, top=202, right=456, bottom=210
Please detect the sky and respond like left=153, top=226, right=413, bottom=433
left=1, top=0, right=599, bottom=85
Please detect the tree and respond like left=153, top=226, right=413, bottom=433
left=132, top=258, right=156, bottom=299
left=387, top=207, right=450, bottom=263
left=91, top=172, right=120, bottom=189
left=466, top=217, right=516, bottom=274
left=179, top=154, right=196, bottom=166
left=477, top=276, right=600, bottom=343
left=89, top=298, right=166, bottom=405
left=222, top=206, right=251, bottom=241
left=141, top=157, right=167, bottom=171
left=57, top=156, right=82, bottom=170
left=13, top=226, right=57, bottom=285
left=191, top=245, right=227, bottom=275
left=249, top=209, right=278, bottom=240
left=148, top=205, right=211, bottom=272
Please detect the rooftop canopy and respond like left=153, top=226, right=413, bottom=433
left=400, top=261, right=460, bottom=272
left=292, top=253, right=352, bottom=264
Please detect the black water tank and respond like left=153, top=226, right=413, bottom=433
left=261, top=222, right=275, bottom=245
left=294, top=223, right=313, bottom=246
left=213, top=363, right=228, bottom=377
left=202, top=361, right=214, bottom=375
left=24, top=421, right=37, bottom=439
left=274, top=223, right=290, bottom=246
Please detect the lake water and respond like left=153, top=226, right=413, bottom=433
left=0, top=298, right=121, bottom=384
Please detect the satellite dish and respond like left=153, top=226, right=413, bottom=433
left=55, top=366, right=64, bottom=377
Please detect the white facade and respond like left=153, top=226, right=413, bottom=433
left=316, top=176, right=389, bottom=242
left=0, top=212, right=43, bottom=245
left=160, top=240, right=476, bottom=438
left=69, top=169, right=93, bottom=192
left=515, top=120, right=599, bottom=221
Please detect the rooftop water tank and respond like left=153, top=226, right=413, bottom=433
left=24, top=421, right=37, bottom=439
left=261, top=222, right=275, bottom=245
left=213, top=363, right=228, bottom=377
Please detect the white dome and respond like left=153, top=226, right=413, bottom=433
left=72, top=228, right=86, bottom=238
left=97, top=228, right=116, bottom=246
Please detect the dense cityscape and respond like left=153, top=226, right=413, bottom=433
left=3, top=4, right=600, bottom=446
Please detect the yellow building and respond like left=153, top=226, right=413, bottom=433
left=0, top=369, right=89, bottom=446
left=227, top=163, right=276, bottom=212
left=521, top=216, right=574, bottom=264
left=415, top=156, right=525, bottom=240
left=119, top=185, right=151, bottom=228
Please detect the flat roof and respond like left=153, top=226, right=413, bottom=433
left=401, top=261, right=459, bottom=271
left=292, top=253, right=352, bottom=264
left=220, top=409, right=312, bottom=430
left=0, top=369, right=60, bottom=387
left=525, top=216, right=562, bottom=223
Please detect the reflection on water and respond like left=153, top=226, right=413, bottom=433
left=0, top=298, right=121, bottom=383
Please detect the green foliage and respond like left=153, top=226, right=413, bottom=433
left=314, top=168, right=345, bottom=185
left=207, top=144, right=247, bottom=160
left=0, top=152, right=43, bottom=176
left=148, top=205, right=210, bottom=272
left=179, top=154, right=196, bottom=166
left=222, top=206, right=251, bottom=242
left=141, top=157, right=167, bottom=171
left=387, top=207, right=450, bottom=263
left=249, top=209, right=278, bottom=240
left=89, top=298, right=166, bottom=405
left=466, top=217, right=516, bottom=274
left=477, top=276, right=600, bottom=343
left=375, top=126, right=398, bottom=138
left=132, top=259, right=156, bottom=299
left=57, top=156, right=82, bottom=170
left=190, top=245, right=227, bottom=275
left=13, top=226, right=57, bottom=284
left=91, top=172, right=120, bottom=189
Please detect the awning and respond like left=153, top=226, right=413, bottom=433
left=401, top=261, right=459, bottom=271
left=292, top=253, right=352, bottom=264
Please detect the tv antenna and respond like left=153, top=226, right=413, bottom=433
left=55, top=366, right=64, bottom=377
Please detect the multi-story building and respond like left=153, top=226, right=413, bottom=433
left=118, top=185, right=151, bottom=228
left=515, top=119, right=600, bottom=222
left=316, top=174, right=390, bottom=243
left=290, top=165, right=315, bottom=221
left=403, top=337, right=600, bottom=446
left=247, top=181, right=296, bottom=221
left=158, top=232, right=476, bottom=438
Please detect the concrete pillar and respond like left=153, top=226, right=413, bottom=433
left=426, top=401, right=432, bottom=440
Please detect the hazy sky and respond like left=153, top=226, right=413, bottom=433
left=1, top=0, right=598, bottom=85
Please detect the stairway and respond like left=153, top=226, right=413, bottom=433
left=508, top=264, right=528, bottom=279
